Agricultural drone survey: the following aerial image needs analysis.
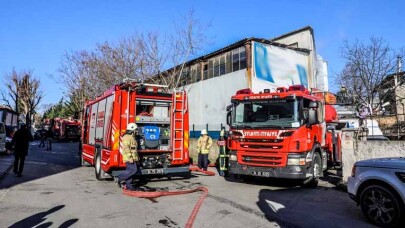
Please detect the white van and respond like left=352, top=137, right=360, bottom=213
left=0, top=122, right=6, bottom=152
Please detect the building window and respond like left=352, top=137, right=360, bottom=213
left=225, top=52, right=232, bottom=73
left=214, top=58, right=220, bottom=77
left=208, top=59, right=214, bottom=79
left=219, top=55, right=226, bottom=75
left=240, top=47, right=246, bottom=69
left=232, top=49, right=239, bottom=71
left=203, top=63, right=208, bottom=80
left=180, top=68, right=189, bottom=86
left=232, top=46, right=247, bottom=72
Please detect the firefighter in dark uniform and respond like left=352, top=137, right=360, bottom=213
left=117, top=123, right=140, bottom=190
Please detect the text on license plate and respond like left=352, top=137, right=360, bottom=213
left=251, top=171, right=270, bottom=177
left=143, top=169, right=164, bottom=175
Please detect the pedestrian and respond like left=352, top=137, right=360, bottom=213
left=45, top=128, right=53, bottom=151
left=11, top=123, right=32, bottom=177
left=197, top=129, right=213, bottom=171
left=39, top=128, right=46, bottom=147
left=117, top=123, right=140, bottom=190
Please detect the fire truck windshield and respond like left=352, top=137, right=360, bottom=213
left=232, top=99, right=300, bottom=129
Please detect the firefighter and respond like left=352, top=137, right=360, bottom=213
left=197, top=129, right=213, bottom=171
left=117, top=123, right=140, bottom=190
left=217, top=127, right=228, bottom=176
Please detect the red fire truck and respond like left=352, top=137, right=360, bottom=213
left=59, top=119, right=81, bottom=141
left=225, top=85, right=341, bottom=186
left=81, top=79, right=190, bottom=180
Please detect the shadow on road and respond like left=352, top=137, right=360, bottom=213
left=0, top=141, right=81, bottom=190
left=8, top=205, right=78, bottom=228
left=217, top=174, right=372, bottom=227
left=256, top=187, right=373, bottom=228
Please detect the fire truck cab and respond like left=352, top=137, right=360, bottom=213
left=81, top=79, right=190, bottom=180
left=226, top=85, right=340, bottom=186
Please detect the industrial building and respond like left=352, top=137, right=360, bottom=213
left=156, top=26, right=328, bottom=138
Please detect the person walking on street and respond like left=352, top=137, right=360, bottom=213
left=11, top=123, right=32, bottom=177
left=197, top=129, right=213, bottom=171
left=46, top=128, right=53, bottom=151
left=39, top=128, right=46, bottom=147
left=117, top=123, right=140, bottom=190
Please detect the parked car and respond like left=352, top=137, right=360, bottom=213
left=348, top=157, right=405, bottom=227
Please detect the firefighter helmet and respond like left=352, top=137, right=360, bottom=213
left=201, top=129, right=207, bottom=135
left=127, top=123, right=138, bottom=131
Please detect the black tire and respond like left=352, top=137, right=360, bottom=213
left=95, top=151, right=107, bottom=180
left=360, top=184, right=404, bottom=227
left=303, top=152, right=321, bottom=188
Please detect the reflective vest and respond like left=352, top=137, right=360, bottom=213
left=121, top=133, right=139, bottom=162
left=197, top=135, right=213, bottom=154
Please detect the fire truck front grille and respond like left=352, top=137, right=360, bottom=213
left=240, top=139, right=284, bottom=143
left=239, top=139, right=284, bottom=150
left=238, top=152, right=286, bottom=167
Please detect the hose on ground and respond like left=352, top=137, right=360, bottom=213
left=122, top=165, right=215, bottom=227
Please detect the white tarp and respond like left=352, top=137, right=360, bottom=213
left=185, top=70, right=248, bottom=131
left=252, top=42, right=310, bottom=93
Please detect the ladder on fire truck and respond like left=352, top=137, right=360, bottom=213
left=172, top=90, right=187, bottom=161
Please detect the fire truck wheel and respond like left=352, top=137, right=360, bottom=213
left=95, top=151, right=106, bottom=180
left=303, top=152, right=321, bottom=188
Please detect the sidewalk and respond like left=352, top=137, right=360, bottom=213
left=0, top=152, right=14, bottom=180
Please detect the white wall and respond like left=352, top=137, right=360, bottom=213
left=185, top=70, right=248, bottom=131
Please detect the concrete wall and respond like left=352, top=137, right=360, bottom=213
left=341, top=129, right=405, bottom=182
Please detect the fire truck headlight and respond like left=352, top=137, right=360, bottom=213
left=287, top=158, right=306, bottom=166
left=229, top=155, right=237, bottom=161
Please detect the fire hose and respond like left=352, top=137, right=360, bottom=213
left=122, top=166, right=215, bottom=228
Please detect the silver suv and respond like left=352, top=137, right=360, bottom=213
left=348, top=157, right=405, bottom=227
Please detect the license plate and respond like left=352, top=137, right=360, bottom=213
left=251, top=171, right=271, bottom=177
left=142, top=169, right=164, bottom=175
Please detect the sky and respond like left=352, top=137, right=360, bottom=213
left=1, top=0, right=404, bottom=111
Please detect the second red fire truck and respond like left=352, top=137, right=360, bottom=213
left=81, top=79, right=191, bottom=180
left=225, top=85, right=341, bottom=186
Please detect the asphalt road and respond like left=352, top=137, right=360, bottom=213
left=0, top=141, right=375, bottom=228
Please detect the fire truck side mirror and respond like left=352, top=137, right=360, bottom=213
left=226, top=104, right=233, bottom=112
left=308, top=109, right=318, bottom=126
left=227, top=111, right=232, bottom=125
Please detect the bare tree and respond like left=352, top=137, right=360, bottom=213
left=3, top=69, right=43, bottom=127
left=160, top=9, right=211, bottom=89
left=336, top=37, right=403, bottom=111
left=57, top=9, right=211, bottom=112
